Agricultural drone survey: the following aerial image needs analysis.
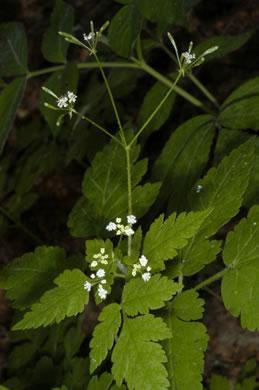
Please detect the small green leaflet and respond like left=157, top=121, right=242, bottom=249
left=0, top=246, right=67, bottom=309
left=219, top=77, right=259, bottom=131
left=63, top=357, right=89, bottom=389
left=164, top=291, right=208, bottom=390
left=143, top=208, right=212, bottom=271
left=221, top=205, right=259, bottom=331
left=210, top=375, right=230, bottom=390
left=182, top=137, right=255, bottom=276
left=122, top=275, right=181, bottom=316
left=41, top=0, right=74, bottom=63
left=90, top=303, right=121, bottom=373
left=87, top=372, right=113, bottom=390
left=13, top=269, right=89, bottom=330
left=112, top=314, right=171, bottom=390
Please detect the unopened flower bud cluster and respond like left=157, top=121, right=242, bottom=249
left=132, top=255, right=152, bottom=282
left=106, top=215, right=136, bottom=236
left=84, top=247, right=109, bottom=300
left=57, top=91, right=77, bottom=108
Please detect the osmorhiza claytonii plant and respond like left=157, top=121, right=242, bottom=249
left=3, top=15, right=259, bottom=390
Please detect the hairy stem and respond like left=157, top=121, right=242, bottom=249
left=193, top=269, right=227, bottom=291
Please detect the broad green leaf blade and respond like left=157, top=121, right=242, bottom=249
left=0, top=22, right=27, bottom=76
left=171, top=290, right=204, bottom=321
left=143, top=208, right=211, bottom=271
left=138, top=80, right=176, bottom=141
left=87, top=372, right=113, bottom=390
left=136, top=0, right=199, bottom=25
left=63, top=357, right=89, bottom=389
left=221, top=205, right=259, bottom=331
left=194, top=31, right=253, bottom=61
left=182, top=138, right=255, bottom=276
left=64, top=326, right=85, bottom=361
left=108, top=4, right=142, bottom=57
left=219, top=77, right=259, bottom=131
left=0, top=246, right=67, bottom=309
left=164, top=293, right=208, bottom=390
left=122, top=275, right=181, bottom=316
left=90, top=303, right=121, bottom=373
left=152, top=115, right=214, bottom=213
left=210, top=375, right=230, bottom=390
left=41, top=0, right=74, bottom=63
left=235, top=377, right=257, bottom=390
left=40, top=62, right=78, bottom=133
left=13, top=269, right=89, bottom=330
left=0, top=77, right=26, bottom=154
left=68, top=135, right=160, bottom=237
left=112, top=315, right=171, bottom=390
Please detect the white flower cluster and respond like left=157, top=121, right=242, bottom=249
left=56, top=91, right=77, bottom=108
left=106, top=215, right=136, bottom=236
left=83, top=247, right=109, bottom=300
left=83, top=31, right=95, bottom=44
left=182, top=51, right=196, bottom=65
left=132, top=255, right=152, bottom=282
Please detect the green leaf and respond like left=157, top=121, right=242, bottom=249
left=90, top=303, right=121, bottom=373
left=182, top=138, right=255, bottom=275
left=122, top=275, right=181, bottom=316
left=112, top=314, right=171, bottom=390
left=194, top=31, right=253, bottom=61
left=108, top=4, right=142, bottom=57
left=41, top=0, right=74, bottom=63
left=63, top=357, right=89, bottom=389
left=136, top=0, right=199, bottom=25
left=0, top=246, right=68, bottom=309
left=138, top=80, right=176, bottom=141
left=219, top=77, right=259, bottom=131
left=68, top=134, right=160, bottom=237
left=8, top=342, right=36, bottom=371
left=143, top=208, right=212, bottom=271
left=152, top=114, right=214, bottom=213
left=221, top=205, right=259, bottom=331
left=210, top=375, right=230, bottom=390
left=0, top=77, right=26, bottom=154
left=0, top=22, right=27, bottom=76
left=87, top=372, right=113, bottom=390
left=235, top=377, right=257, bottom=390
left=40, top=62, right=78, bottom=133
left=164, top=292, right=208, bottom=390
left=64, top=326, right=85, bottom=361
left=13, top=269, right=89, bottom=330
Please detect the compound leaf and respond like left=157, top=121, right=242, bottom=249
left=90, top=303, right=121, bottom=373
left=41, top=0, right=74, bottom=63
left=112, top=314, right=171, bottom=390
left=0, top=77, right=26, bottom=154
left=122, top=275, right=181, bottom=316
left=143, top=208, right=211, bottom=271
left=0, top=22, right=27, bottom=76
left=0, top=246, right=67, bottom=309
left=221, top=205, right=259, bottom=331
left=13, top=269, right=89, bottom=330
left=164, top=292, right=208, bottom=390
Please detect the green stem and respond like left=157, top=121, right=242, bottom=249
left=125, top=146, right=132, bottom=257
left=71, top=109, right=123, bottom=146
left=114, top=272, right=126, bottom=279
left=0, top=206, right=43, bottom=244
left=160, top=43, right=219, bottom=108
left=193, top=269, right=227, bottom=291
left=128, top=71, right=182, bottom=147
left=93, top=54, right=126, bottom=144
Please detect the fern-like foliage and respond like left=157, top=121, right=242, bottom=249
left=112, top=314, right=171, bottom=390
left=221, top=205, right=259, bottom=331
left=13, top=269, right=89, bottom=330
left=164, top=290, right=208, bottom=390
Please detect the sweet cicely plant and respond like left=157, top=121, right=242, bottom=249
left=1, top=19, right=259, bottom=390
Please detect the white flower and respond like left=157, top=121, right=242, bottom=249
left=98, top=286, right=108, bottom=300
left=124, top=226, right=134, bottom=236
left=57, top=96, right=68, bottom=108
left=139, top=255, right=148, bottom=267
left=90, top=273, right=95, bottom=279
left=147, top=266, right=151, bottom=272
left=127, top=215, right=137, bottom=224
left=96, top=268, right=105, bottom=278
left=101, top=279, right=107, bottom=284
left=83, top=32, right=95, bottom=42
left=132, top=269, right=137, bottom=277
left=67, top=91, right=77, bottom=104
left=91, top=261, right=98, bottom=268
left=100, top=248, right=105, bottom=254
left=142, top=272, right=151, bottom=282
left=182, top=52, right=196, bottom=64
left=116, top=217, right=122, bottom=223
left=84, top=281, right=92, bottom=292
left=100, top=259, right=108, bottom=265
left=106, top=222, right=117, bottom=231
